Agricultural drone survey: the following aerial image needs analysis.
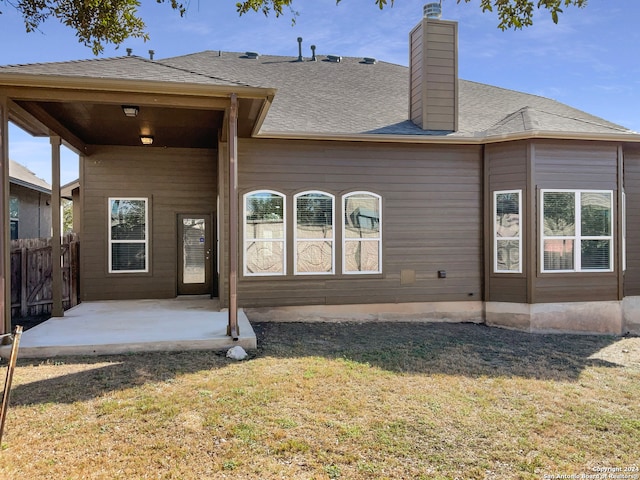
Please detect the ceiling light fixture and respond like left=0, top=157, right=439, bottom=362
left=122, top=105, right=139, bottom=117
left=140, top=135, right=154, bottom=145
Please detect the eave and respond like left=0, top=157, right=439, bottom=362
left=9, top=178, right=51, bottom=195
left=0, top=72, right=276, bottom=101
left=255, top=129, right=640, bottom=145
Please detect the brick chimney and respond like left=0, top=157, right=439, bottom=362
left=409, top=5, right=458, bottom=132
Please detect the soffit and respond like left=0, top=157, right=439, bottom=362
left=16, top=100, right=223, bottom=148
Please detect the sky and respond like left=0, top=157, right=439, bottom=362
left=0, top=0, right=638, bottom=185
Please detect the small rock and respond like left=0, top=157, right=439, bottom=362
left=226, top=345, right=248, bottom=360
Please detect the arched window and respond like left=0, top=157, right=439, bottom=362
left=294, top=191, right=334, bottom=274
left=243, top=190, right=286, bottom=276
left=342, top=192, right=382, bottom=274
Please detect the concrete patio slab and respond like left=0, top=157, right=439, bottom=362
left=0, top=297, right=257, bottom=359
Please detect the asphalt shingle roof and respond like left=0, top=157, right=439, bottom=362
left=0, top=50, right=634, bottom=138
left=158, top=51, right=634, bottom=137
left=0, top=55, right=246, bottom=86
left=10, top=160, right=51, bottom=193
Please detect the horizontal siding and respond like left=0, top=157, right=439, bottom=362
left=236, top=138, right=483, bottom=308
left=534, top=141, right=618, bottom=189
left=535, top=275, right=619, bottom=303
left=410, top=18, right=456, bottom=132
left=624, top=148, right=640, bottom=295
left=409, top=23, right=424, bottom=129
left=488, top=277, right=527, bottom=303
left=533, top=140, right=620, bottom=302
left=424, top=20, right=456, bottom=132
left=486, top=142, right=529, bottom=303
left=81, top=146, right=217, bottom=301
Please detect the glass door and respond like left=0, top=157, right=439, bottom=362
left=177, top=214, right=213, bottom=295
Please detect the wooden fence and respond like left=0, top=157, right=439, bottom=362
left=10, top=234, right=80, bottom=318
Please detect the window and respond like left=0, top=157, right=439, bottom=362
left=9, top=196, right=18, bottom=240
left=541, top=190, right=613, bottom=272
left=343, top=192, right=382, bottom=274
left=295, top=191, right=334, bottom=274
left=109, top=198, right=148, bottom=273
left=244, top=190, right=286, bottom=276
left=494, top=190, right=522, bottom=273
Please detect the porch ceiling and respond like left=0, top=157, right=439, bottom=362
left=16, top=100, right=224, bottom=149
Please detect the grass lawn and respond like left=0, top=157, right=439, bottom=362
left=0, top=321, right=638, bottom=479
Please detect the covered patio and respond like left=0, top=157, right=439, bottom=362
left=0, top=56, right=276, bottom=349
left=0, top=297, right=256, bottom=359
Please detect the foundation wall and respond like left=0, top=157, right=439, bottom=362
left=487, top=301, right=624, bottom=335
left=245, top=301, right=484, bottom=323
left=247, top=300, right=639, bottom=336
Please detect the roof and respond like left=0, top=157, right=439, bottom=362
left=9, top=160, right=51, bottom=194
left=159, top=51, right=633, bottom=138
left=0, top=50, right=635, bottom=141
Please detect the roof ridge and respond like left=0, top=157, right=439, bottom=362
left=159, top=50, right=403, bottom=67
left=534, top=107, right=630, bottom=133
left=0, top=55, right=138, bottom=69
left=488, top=106, right=539, bottom=131
left=152, top=54, right=254, bottom=88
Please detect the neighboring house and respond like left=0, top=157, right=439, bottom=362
left=0, top=10, right=639, bottom=336
left=61, top=178, right=80, bottom=233
left=9, top=159, right=51, bottom=239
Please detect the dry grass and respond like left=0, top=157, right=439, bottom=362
left=0, top=321, right=639, bottom=479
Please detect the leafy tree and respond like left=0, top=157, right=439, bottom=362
left=1, top=0, right=186, bottom=54
left=62, top=198, right=73, bottom=234
left=2, top=0, right=588, bottom=55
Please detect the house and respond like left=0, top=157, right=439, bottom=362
left=9, top=159, right=51, bottom=239
left=0, top=9, right=639, bottom=337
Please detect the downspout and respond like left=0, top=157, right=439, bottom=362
left=50, top=135, right=63, bottom=317
left=0, top=97, right=9, bottom=335
left=227, top=93, right=239, bottom=339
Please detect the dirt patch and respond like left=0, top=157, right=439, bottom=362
left=252, top=321, right=640, bottom=378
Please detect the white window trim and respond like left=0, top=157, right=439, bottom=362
left=540, top=189, right=613, bottom=273
left=294, top=190, right=335, bottom=275
left=243, top=190, right=286, bottom=277
left=108, top=197, right=149, bottom=274
left=494, top=189, right=522, bottom=274
left=342, top=191, right=382, bottom=275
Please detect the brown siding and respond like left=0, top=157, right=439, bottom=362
left=409, top=19, right=457, bottom=131
left=81, top=146, right=217, bottom=301
left=409, top=23, right=424, bottom=127
left=485, top=141, right=528, bottom=303
left=237, top=138, right=483, bottom=308
left=533, top=140, right=620, bottom=303
left=624, top=146, right=640, bottom=295
left=534, top=142, right=618, bottom=189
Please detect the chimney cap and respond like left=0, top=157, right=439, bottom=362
left=424, top=2, right=442, bottom=19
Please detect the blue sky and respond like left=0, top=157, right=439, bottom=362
left=1, top=0, right=638, bottom=185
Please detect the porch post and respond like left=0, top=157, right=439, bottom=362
left=227, top=93, right=239, bottom=339
left=0, top=98, right=9, bottom=335
left=50, top=135, right=63, bottom=317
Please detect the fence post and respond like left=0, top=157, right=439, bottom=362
left=20, top=247, right=27, bottom=317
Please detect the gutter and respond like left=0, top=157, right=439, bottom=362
left=0, top=72, right=276, bottom=101
left=9, top=178, right=51, bottom=195
left=254, top=129, right=640, bottom=145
